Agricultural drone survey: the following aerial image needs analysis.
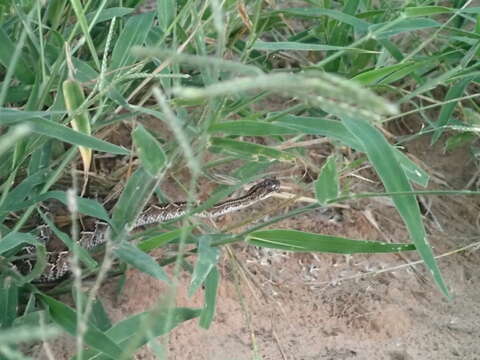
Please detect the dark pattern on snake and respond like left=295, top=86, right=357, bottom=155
left=14, top=178, right=280, bottom=283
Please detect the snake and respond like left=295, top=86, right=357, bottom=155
left=15, top=178, right=280, bottom=283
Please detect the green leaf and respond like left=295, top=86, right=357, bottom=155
left=188, top=238, right=219, bottom=297
left=111, top=308, right=201, bottom=343
left=111, top=168, right=157, bottom=232
left=252, top=41, right=369, bottom=52
left=0, top=109, right=129, bottom=155
left=462, top=7, right=480, bottom=14
left=38, top=294, right=123, bottom=358
left=0, top=28, right=34, bottom=84
left=71, top=57, right=99, bottom=84
left=85, top=7, right=134, bottom=25
left=354, top=63, right=412, bottom=85
left=46, top=0, right=66, bottom=30
left=13, top=310, right=47, bottom=328
left=370, top=18, right=441, bottom=38
left=0, top=276, right=19, bottom=328
left=80, top=308, right=202, bottom=359
left=0, top=232, right=37, bottom=255
left=315, top=155, right=339, bottom=204
left=209, top=120, right=295, bottom=136
left=0, top=169, right=47, bottom=213
left=63, top=78, right=92, bottom=171
left=247, top=229, right=415, bottom=253
left=404, top=6, right=452, bottom=17
left=210, top=137, right=294, bottom=162
left=132, top=125, right=167, bottom=176
left=432, top=78, right=472, bottom=144
left=274, top=115, right=429, bottom=187
left=115, top=241, right=170, bottom=283
left=276, top=8, right=370, bottom=32
left=90, top=298, right=113, bottom=332
left=69, top=0, right=101, bottom=69
left=1, top=84, right=31, bottom=103
left=156, top=0, right=176, bottom=32
left=199, top=267, right=219, bottom=329
left=445, top=132, right=476, bottom=152
left=341, top=115, right=449, bottom=297
left=110, top=12, right=155, bottom=70
left=1, top=191, right=110, bottom=224
left=353, top=62, right=427, bottom=85
left=138, top=228, right=191, bottom=252
left=274, top=115, right=363, bottom=147
left=394, top=151, right=429, bottom=188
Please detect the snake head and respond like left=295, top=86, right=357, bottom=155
left=247, top=178, right=281, bottom=199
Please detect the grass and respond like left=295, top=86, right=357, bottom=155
left=0, top=0, right=479, bottom=358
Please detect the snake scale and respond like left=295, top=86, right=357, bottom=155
left=15, top=178, right=280, bottom=283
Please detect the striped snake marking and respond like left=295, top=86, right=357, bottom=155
left=15, top=178, right=280, bottom=283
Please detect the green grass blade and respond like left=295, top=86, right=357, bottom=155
left=79, top=308, right=202, bottom=359
left=90, top=298, right=112, bottom=332
left=188, top=238, right=219, bottom=297
left=122, top=308, right=199, bottom=339
left=353, top=62, right=427, bottom=85
left=199, top=267, right=219, bottom=329
left=276, top=8, right=370, bottom=32
left=0, top=27, right=34, bottom=84
left=1, top=191, right=110, bottom=223
left=315, top=155, right=339, bottom=205
left=63, top=78, right=92, bottom=172
left=46, top=0, right=67, bottom=30
left=111, top=168, right=158, bottom=232
left=404, top=6, right=453, bottom=17
left=394, top=151, right=429, bottom=188
left=210, top=137, right=294, bottom=162
left=208, top=120, right=295, bottom=136
left=431, top=78, right=471, bottom=144
left=132, top=125, right=167, bottom=176
left=156, top=0, right=176, bottom=32
left=0, top=276, right=18, bottom=328
left=341, top=115, right=449, bottom=297
left=0, top=232, right=37, bottom=255
left=85, top=7, right=134, bottom=25
left=110, top=12, right=155, bottom=71
left=274, top=115, right=429, bottom=186
left=0, top=110, right=129, bottom=155
left=252, top=40, right=374, bottom=53
left=115, top=242, right=170, bottom=284
left=138, top=228, right=192, bottom=252
left=400, top=67, right=459, bottom=104
left=38, top=294, right=123, bottom=359
left=370, top=17, right=441, bottom=38
left=246, top=230, right=415, bottom=253
left=69, top=0, right=101, bottom=69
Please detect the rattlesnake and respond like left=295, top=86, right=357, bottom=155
left=15, top=178, right=280, bottom=283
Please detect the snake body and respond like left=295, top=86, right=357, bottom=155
left=17, top=178, right=280, bottom=283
